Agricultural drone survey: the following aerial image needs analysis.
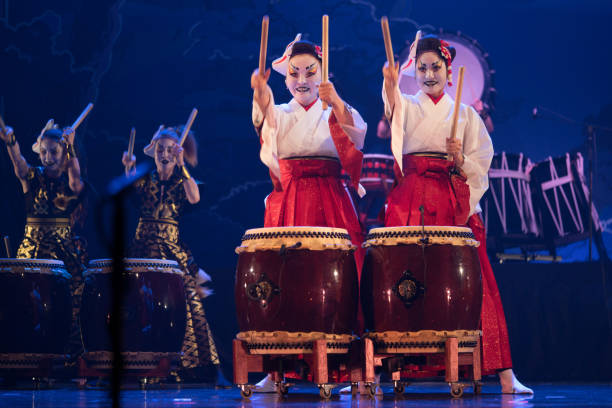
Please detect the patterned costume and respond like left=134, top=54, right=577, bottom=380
left=16, top=166, right=88, bottom=360
left=128, top=168, right=220, bottom=371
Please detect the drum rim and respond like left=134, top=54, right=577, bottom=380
left=242, top=226, right=350, bottom=240
left=84, top=258, right=183, bottom=276
left=366, top=226, right=475, bottom=240
left=0, top=258, right=70, bottom=279
left=363, top=153, right=394, bottom=160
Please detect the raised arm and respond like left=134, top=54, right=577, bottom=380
left=173, top=144, right=199, bottom=204
left=62, top=127, right=84, bottom=194
left=1, top=126, right=31, bottom=191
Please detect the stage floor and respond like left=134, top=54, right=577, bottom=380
left=0, top=382, right=610, bottom=407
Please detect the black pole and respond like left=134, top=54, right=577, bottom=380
left=110, top=191, right=126, bottom=408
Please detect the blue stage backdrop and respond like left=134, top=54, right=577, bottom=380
left=0, top=0, right=610, bottom=381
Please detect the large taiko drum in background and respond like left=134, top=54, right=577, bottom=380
left=80, top=259, right=186, bottom=369
left=235, top=227, right=358, bottom=334
left=0, top=258, right=72, bottom=365
left=361, top=226, right=482, bottom=333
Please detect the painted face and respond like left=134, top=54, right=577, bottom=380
left=285, top=53, right=322, bottom=106
left=416, top=51, right=447, bottom=98
left=154, top=137, right=178, bottom=172
left=39, top=138, right=65, bottom=172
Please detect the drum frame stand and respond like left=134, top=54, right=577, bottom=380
left=233, top=333, right=362, bottom=399
left=362, top=331, right=482, bottom=398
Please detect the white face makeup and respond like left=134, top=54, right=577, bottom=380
left=285, top=53, right=322, bottom=106
left=39, top=138, right=65, bottom=174
left=416, top=51, right=447, bottom=98
left=155, top=137, right=178, bottom=173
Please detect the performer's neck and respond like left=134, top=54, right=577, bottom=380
left=300, top=98, right=318, bottom=111
left=158, top=167, right=173, bottom=181
left=427, top=92, right=445, bottom=105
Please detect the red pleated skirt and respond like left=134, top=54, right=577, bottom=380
left=385, top=154, right=512, bottom=372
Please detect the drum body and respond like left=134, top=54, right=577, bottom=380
left=361, top=227, right=482, bottom=332
left=482, top=152, right=539, bottom=239
left=0, top=259, right=72, bottom=355
left=81, top=259, right=186, bottom=354
left=235, top=227, right=358, bottom=334
left=530, top=153, right=601, bottom=241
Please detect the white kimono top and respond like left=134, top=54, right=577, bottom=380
left=382, top=83, right=494, bottom=216
left=253, top=86, right=367, bottom=180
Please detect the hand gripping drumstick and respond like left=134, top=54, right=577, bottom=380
left=321, top=14, right=329, bottom=110
left=71, top=103, right=94, bottom=130
left=449, top=66, right=466, bottom=140
left=259, top=15, right=269, bottom=77
left=179, top=108, right=198, bottom=146
left=381, top=16, right=394, bottom=69
left=125, top=127, right=136, bottom=175
left=449, top=66, right=465, bottom=162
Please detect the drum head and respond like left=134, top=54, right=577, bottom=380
left=236, top=226, right=355, bottom=253
left=0, top=258, right=70, bottom=279
left=398, top=30, right=494, bottom=108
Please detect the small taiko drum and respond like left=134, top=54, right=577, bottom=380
left=235, top=227, right=358, bottom=334
left=80, top=258, right=186, bottom=369
left=361, top=226, right=482, bottom=333
left=360, top=154, right=395, bottom=191
left=0, top=258, right=72, bottom=365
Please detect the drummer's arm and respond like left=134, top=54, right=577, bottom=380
left=1, top=126, right=31, bottom=192
left=382, top=61, right=400, bottom=121
left=182, top=177, right=200, bottom=204
left=63, top=129, right=84, bottom=194
left=461, top=107, right=494, bottom=205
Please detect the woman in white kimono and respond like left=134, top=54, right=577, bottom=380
left=381, top=33, right=532, bottom=394
left=250, top=34, right=367, bottom=393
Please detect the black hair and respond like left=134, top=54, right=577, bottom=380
left=289, top=40, right=322, bottom=62
left=416, top=34, right=456, bottom=66
left=41, top=128, right=64, bottom=143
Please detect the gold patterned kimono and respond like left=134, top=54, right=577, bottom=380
left=16, top=166, right=88, bottom=360
left=129, top=169, right=219, bottom=371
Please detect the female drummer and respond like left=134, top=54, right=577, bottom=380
left=0, top=121, right=88, bottom=361
left=381, top=33, right=532, bottom=394
left=250, top=34, right=367, bottom=393
left=251, top=34, right=366, bottom=246
left=121, top=127, right=228, bottom=386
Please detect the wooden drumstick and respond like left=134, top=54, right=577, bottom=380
left=125, top=127, right=136, bottom=175
left=381, top=16, right=394, bottom=69
left=449, top=66, right=466, bottom=141
left=259, top=15, right=269, bottom=77
left=3, top=236, right=10, bottom=258
left=0, top=114, right=8, bottom=135
left=321, top=14, right=329, bottom=110
left=179, top=108, right=198, bottom=146
left=71, top=103, right=94, bottom=130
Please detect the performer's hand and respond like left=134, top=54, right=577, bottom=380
left=446, top=137, right=464, bottom=167
left=122, top=151, right=136, bottom=168
left=382, top=61, right=399, bottom=89
left=318, top=81, right=343, bottom=109
left=0, top=125, right=14, bottom=143
left=172, top=143, right=185, bottom=167
left=251, top=68, right=270, bottom=95
left=63, top=127, right=75, bottom=145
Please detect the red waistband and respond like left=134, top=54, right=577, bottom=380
left=402, top=154, right=454, bottom=176
left=279, top=158, right=341, bottom=179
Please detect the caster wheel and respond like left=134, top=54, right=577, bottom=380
left=277, top=383, right=289, bottom=396
left=450, top=383, right=464, bottom=398
left=319, top=387, right=332, bottom=399
left=240, top=388, right=253, bottom=399
left=394, top=384, right=405, bottom=395
left=473, top=381, right=482, bottom=395
left=365, top=384, right=376, bottom=398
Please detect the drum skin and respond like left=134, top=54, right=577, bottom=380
left=80, top=259, right=186, bottom=353
left=0, top=259, right=72, bottom=354
left=361, top=240, right=482, bottom=332
left=235, top=248, right=358, bottom=334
